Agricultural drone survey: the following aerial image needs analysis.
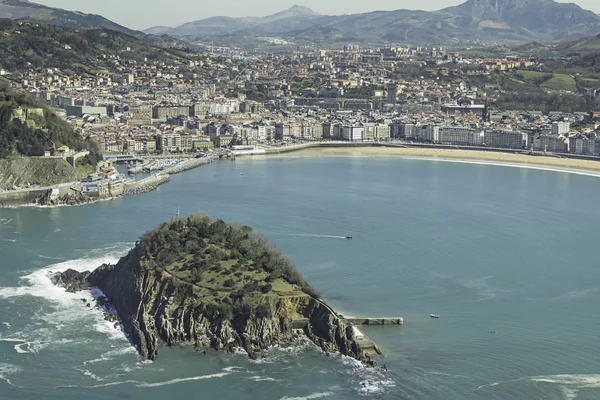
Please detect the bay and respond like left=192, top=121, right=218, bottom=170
left=0, top=155, right=599, bottom=400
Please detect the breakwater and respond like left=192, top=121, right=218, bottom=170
left=124, top=174, right=171, bottom=195
left=163, top=156, right=216, bottom=174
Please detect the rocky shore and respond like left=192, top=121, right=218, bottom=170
left=51, top=214, right=375, bottom=366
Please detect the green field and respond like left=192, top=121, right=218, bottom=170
left=517, top=70, right=577, bottom=92
left=541, top=74, right=578, bottom=92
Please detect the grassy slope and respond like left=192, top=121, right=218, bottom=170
left=517, top=69, right=577, bottom=91
left=138, top=215, right=317, bottom=313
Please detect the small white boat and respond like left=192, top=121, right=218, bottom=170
left=430, top=314, right=440, bottom=319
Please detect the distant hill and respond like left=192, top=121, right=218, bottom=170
left=563, top=33, right=600, bottom=51
left=0, top=19, right=193, bottom=75
left=0, top=0, right=144, bottom=37
left=154, top=0, right=600, bottom=47
left=145, top=5, right=322, bottom=36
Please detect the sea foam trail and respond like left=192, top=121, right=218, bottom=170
left=137, top=372, right=231, bottom=387
left=280, top=392, right=333, bottom=400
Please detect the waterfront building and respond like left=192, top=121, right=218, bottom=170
left=483, top=130, right=526, bottom=149
left=342, top=124, right=365, bottom=142
left=157, top=133, right=182, bottom=153
left=533, top=134, right=568, bottom=153
left=438, top=126, right=484, bottom=146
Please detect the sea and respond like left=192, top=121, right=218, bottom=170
left=1, top=154, right=599, bottom=400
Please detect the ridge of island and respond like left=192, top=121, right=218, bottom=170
left=52, top=213, right=379, bottom=366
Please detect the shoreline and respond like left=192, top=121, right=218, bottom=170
left=285, top=147, right=600, bottom=177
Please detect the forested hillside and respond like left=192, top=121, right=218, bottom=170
left=0, top=19, right=193, bottom=74
left=0, top=83, right=98, bottom=160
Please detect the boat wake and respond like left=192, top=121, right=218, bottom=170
left=270, top=233, right=350, bottom=240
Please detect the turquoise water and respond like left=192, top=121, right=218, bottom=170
left=1, top=155, right=599, bottom=400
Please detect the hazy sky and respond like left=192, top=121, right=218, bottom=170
left=34, top=0, right=600, bottom=30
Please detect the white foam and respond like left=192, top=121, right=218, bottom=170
left=248, top=375, right=280, bottom=382
left=2, top=239, right=17, bottom=242
left=336, top=354, right=396, bottom=395
left=530, top=374, right=600, bottom=399
left=222, top=366, right=245, bottom=372
left=83, top=346, right=138, bottom=365
left=136, top=372, right=231, bottom=387
left=280, top=392, right=333, bottom=400
left=0, top=363, right=21, bottom=387
left=531, top=374, right=600, bottom=387
left=0, top=244, right=133, bottom=353
left=0, top=338, right=25, bottom=343
left=13, top=343, right=29, bottom=354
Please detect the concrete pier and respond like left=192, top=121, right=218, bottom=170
left=291, top=313, right=403, bottom=357
left=345, top=317, right=404, bottom=326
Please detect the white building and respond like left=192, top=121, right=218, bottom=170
left=484, top=130, right=526, bottom=149
left=438, top=126, right=484, bottom=146
left=552, top=122, right=570, bottom=136
left=342, top=125, right=365, bottom=142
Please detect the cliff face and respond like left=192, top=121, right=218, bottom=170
left=0, top=157, right=77, bottom=190
left=53, top=244, right=374, bottom=366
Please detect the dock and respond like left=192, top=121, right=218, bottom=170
left=291, top=314, right=403, bottom=357
left=345, top=318, right=403, bottom=356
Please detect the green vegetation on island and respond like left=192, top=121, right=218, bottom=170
left=134, top=213, right=321, bottom=312
left=53, top=213, right=373, bottom=364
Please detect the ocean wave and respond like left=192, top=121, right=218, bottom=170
left=530, top=374, right=600, bottom=400
left=280, top=392, right=333, bottom=400
left=0, top=363, right=21, bottom=387
left=0, top=244, right=133, bottom=354
left=83, top=346, right=138, bottom=365
left=336, top=354, right=396, bottom=396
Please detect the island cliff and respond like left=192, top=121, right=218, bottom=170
left=53, top=213, right=375, bottom=366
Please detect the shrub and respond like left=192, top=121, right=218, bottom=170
left=223, top=279, right=236, bottom=288
left=260, top=284, right=272, bottom=294
left=255, top=303, right=272, bottom=319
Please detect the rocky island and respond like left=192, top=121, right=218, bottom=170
left=52, top=213, right=376, bottom=366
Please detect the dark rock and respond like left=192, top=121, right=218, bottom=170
left=51, top=269, right=91, bottom=293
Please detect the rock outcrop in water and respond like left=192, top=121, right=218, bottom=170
left=52, top=213, right=375, bottom=366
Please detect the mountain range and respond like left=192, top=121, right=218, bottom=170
left=146, top=0, right=600, bottom=46
left=0, top=0, right=599, bottom=46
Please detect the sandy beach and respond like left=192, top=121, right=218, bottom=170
left=295, top=146, right=600, bottom=175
